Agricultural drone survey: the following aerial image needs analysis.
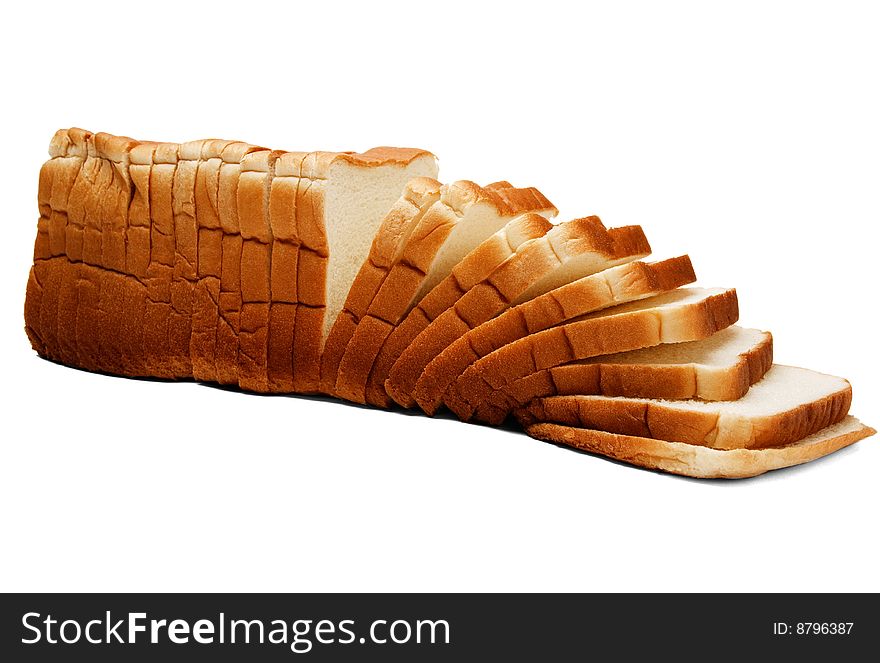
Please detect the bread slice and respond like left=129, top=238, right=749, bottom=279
left=447, top=287, right=739, bottom=421
left=84, top=133, right=142, bottom=375
left=265, top=151, right=303, bottom=392
left=318, top=177, right=442, bottom=394
left=365, top=211, right=574, bottom=407
left=517, top=364, right=852, bottom=450
left=141, top=141, right=179, bottom=378
left=216, top=141, right=265, bottom=386
left=28, top=129, right=90, bottom=367
left=384, top=217, right=652, bottom=409
left=334, top=181, right=556, bottom=404
left=477, top=326, right=774, bottom=425
left=129, top=140, right=162, bottom=377
left=167, top=139, right=206, bottom=380
left=413, top=256, right=697, bottom=415
left=238, top=148, right=287, bottom=392
left=523, top=416, right=875, bottom=479
left=190, top=139, right=234, bottom=384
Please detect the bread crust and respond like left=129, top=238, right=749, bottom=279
left=446, top=288, right=739, bottom=421
left=413, top=256, right=697, bottom=415
left=522, top=417, right=875, bottom=479
left=385, top=217, right=652, bottom=409
left=236, top=148, right=281, bottom=392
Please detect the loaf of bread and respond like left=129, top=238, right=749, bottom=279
left=24, top=128, right=874, bottom=478
left=27, top=129, right=438, bottom=392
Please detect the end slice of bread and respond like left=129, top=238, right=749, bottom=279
left=523, top=416, right=875, bottom=479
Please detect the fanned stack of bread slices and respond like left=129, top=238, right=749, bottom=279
left=25, top=129, right=874, bottom=478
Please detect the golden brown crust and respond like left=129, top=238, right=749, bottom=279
left=265, top=152, right=302, bottom=392
left=412, top=256, right=697, bottom=416
left=522, top=417, right=875, bottom=479
left=215, top=141, right=263, bottom=385
left=337, top=146, right=437, bottom=168
left=190, top=139, right=234, bottom=384
left=236, top=149, right=280, bottom=392
left=291, top=151, right=331, bottom=394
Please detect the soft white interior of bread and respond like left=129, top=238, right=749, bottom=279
left=323, top=155, right=437, bottom=340
left=567, top=365, right=849, bottom=416
left=514, top=250, right=644, bottom=305
left=575, top=326, right=767, bottom=366
left=409, top=202, right=519, bottom=307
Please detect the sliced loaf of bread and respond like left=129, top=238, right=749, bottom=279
left=25, top=129, right=439, bottom=394
left=523, top=416, right=875, bottom=479
left=476, top=326, right=773, bottom=424
left=334, top=181, right=556, bottom=403
left=447, top=287, right=739, bottom=420
left=383, top=216, right=652, bottom=409
left=412, top=257, right=697, bottom=415
left=516, top=365, right=852, bottom=450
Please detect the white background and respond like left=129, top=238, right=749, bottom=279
left=1, top=1, right=877, bottom=592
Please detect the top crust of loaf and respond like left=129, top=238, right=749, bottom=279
left=486, top=186, right=557, bottom=218
left=337, top=146, right=438, bottom=168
